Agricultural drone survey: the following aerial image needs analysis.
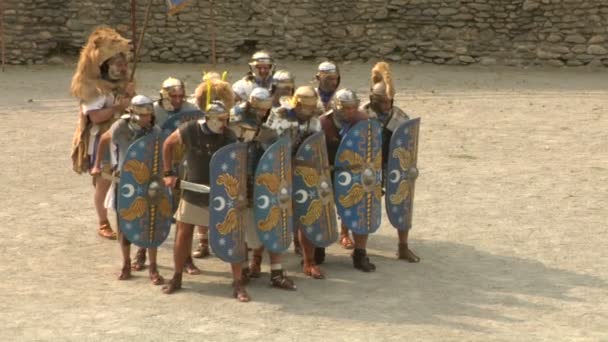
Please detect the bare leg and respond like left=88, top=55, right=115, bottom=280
left=148, top=248, right=164, bottom=285
left=184, top=226, right=201, bottom=274
left=118, top=234, right=131, bottom=280
left=397, top=230, right=420, bottom=262
left=132, top=247, right=147, bottom=271
left=249, top=247, right=264, bottom=278
left=231, top=263, right=250, bottom=302
left=193, top=225, right=210, bottom=258
left=95, top=177, right=115, bottom=239
left=162, top=221, right=194, bottom=294
left=299, top=229, right=324, bottom=279
left=339, top=223, right=354, bottom=249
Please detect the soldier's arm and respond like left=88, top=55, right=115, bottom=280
left=162, top=130, right=182, bottom=174
left=91, top=130, right=112, bottom=175
left=86, top=98, right=130, bottom=124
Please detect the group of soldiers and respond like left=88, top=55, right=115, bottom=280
left=71, top=27, right=421, bottom=303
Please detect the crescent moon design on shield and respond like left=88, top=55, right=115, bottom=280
left=337, top=172, right=352, bottom=186
left=121, top=184, right=135, bottom=198
left=389, top=170, right=401, bottom=183
left=257, top=195, right=270, bottom=209
left=295, top=190, right=308, bottom=204
left=213, top=197, right=226, bottom=211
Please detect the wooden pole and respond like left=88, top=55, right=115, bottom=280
left=129, top=0, right=152, bottom=81
left=210, top=0, right=217, bottom=67
left=130, top=0, right=137, bottom=54
left=0, top=0, right=6, bottom=72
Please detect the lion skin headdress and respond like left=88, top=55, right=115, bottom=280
left=194, top=78, right=235, bottom=112
left=370, top=62, right=395, bottom=100
left=70, top=26, right=131, bottom=102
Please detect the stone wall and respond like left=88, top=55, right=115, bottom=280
left=2, top=0, right=608, bottom=66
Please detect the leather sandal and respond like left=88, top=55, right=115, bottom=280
left=193, top=238, right=210, bottom=259
left=98, top=222, right=117, bottom=240
left=118, top=258, right=132, bottom=280
left=270, top=270, right=297, bottom=290
left=184, top=256, right=201, bottom=275
left=132, top=248, right=147, bottom=271
left=248, top=254, right=262, bottom=278
left=303, top=262, right=325, bottom=279
left=232, top=280, right=251, bottom=302
left=339, top=234, right=354, bottom=250
left=162, top=274, right=182, bottom=294
left=398, top=243, right=420, bottom=263
left=149, top=264, right=164, bottom=285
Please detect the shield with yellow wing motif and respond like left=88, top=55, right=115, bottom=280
left=293, top=132, right=338, bottom=247
left=209, top=142, right=248, bottom=263
left=117, top=131, right=173, bottom=248
left=386, top=118, right=420, bottom=231
left=254, top=136, right=293, bottom=253
left=333, top=119, right=383, bottom=235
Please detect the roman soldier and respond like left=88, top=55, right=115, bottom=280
left=162, top=101, right=250, bottom=302
left=361, top=62, right=420, bottom=263
left=230, top=88, right=297, bottom=290
left=315, top=61, right=340, bottom=112
left=243, top=50, right=275, bottom=90
left=92, top=95, right=164, bottom=284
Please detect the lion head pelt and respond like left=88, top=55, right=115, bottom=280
left=70, top=26, right=131, bottom=102
left=371, top=62, right=395, bottom=100
left=194, top=78, right=235, bottom=111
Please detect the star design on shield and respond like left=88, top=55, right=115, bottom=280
left=304, top=144, right=312, bottom=151
left=351, top=221, right=358, bottom=228
left=353, top=129, right=360, bottom=136
left=133, top=233, right=140, bottom=240
left=392, top=207, right=398, bottom=213
left=267, top=153, right=274, bottom=160
left=138, top=141, right=146, bottom=148
left=396, top=139, right=403, bottom=146
left=263, top=233, right=270, bottom=241
left=308, top=189, right=316, bottom=199
left=398, top=217, right=403, bottom=224
left=346, top=140, right=353, bottom=147
left=344, top=209, right=352, bottom=217
left=129, top=151, right=137, bottom=158
left=221, top=163, right=229, bottom=171
left=219, top=238, right=226, bottom=246
left=227, top=248, right=233, bottom=256
left=262, top=163, right=269, bottom=171
left=315, top=234, right=323, bottom=242
left=305, top=226, right=314, bottom=234
left=125, top=223, right=132, bottom=230
left=230, top=151, right=236, bottom=160
left=227, top=200, right=234, bottom=209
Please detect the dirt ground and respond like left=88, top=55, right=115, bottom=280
left=0, top=61, right=607, bottom=341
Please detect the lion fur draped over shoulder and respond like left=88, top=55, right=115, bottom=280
left=70, top=26, right=131, bottom=103
left=70, top=27, right=131, bottom=174
left=194, top=79, right=235, bottom=111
